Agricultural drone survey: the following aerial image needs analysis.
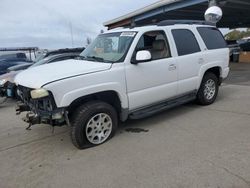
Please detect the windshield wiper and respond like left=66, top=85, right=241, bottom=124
left=77, top=55, right=112, bottom=63
left=76, top=56, right=87, bottom=60
left=86, top=56, right=104, bottom=62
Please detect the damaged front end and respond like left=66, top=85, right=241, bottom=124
left=16, top=85, right=69, bottom=130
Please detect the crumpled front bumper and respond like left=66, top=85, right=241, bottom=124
left=16, top=85, right=69, bottom=127
left=16, top=98, right=68, bottom=127
left=16, top=101, right=67, bottom=126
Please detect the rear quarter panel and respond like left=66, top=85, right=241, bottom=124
left=197, top=48, right=229, bottom=88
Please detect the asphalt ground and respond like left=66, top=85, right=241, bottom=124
left=1, top=63, right=250, bottom=188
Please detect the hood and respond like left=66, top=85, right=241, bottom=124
left=15, top=59, right=112, bottom=88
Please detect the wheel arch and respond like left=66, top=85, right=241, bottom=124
left=198, top=65, right=223, bottom=88
left=67, top=90, right=128, bottom=121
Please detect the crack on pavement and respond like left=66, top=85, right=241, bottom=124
left=204, top=108, right=250, bottom=116
left=206, top=160, right=250, bottom=188
left=186, top=106, right=250, bottom=117
left=0, top=131, right=68, bottom=153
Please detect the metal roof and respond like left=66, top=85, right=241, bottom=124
left=103, top=0, right=181, bottom=26
left=104, top=0, right=250, bottom=29
left=0, top=47, right=39, bottom=52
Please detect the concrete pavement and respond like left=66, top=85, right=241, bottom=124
left=1, top=63, right=250, bottom=188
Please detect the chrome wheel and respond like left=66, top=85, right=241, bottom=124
left=85, top=113, right=112, bottom=145
left=204, top=79, right=216, bottom=100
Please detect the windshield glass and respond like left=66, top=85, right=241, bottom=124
left=29, top=57, right=50, bottom=68
left=34, top=52, right=47, bottom=62
left=80, top=32, right=137, bottom=63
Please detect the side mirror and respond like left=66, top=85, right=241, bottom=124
left=133, top=50, right=151, bottom=64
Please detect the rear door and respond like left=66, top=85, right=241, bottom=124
left=171, top=28, right=204, bottom=95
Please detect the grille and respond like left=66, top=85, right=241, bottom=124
left=17, top=85, right=56, bottom=113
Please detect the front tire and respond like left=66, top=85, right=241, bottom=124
left=70, top=101, right=118, bottom=149
left=196, top=72, right=219, bottom=105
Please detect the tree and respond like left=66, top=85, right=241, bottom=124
left=225, top=28, right=250, bottom=40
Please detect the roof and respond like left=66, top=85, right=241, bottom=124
left=103, top=0, right=181, bottom=26
left=104, top=0, right=250, bottom=29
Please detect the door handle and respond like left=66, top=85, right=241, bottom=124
left=169, top=64, right=177, bottom=71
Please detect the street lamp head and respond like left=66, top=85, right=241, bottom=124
left=204, top=6, right=223, bottom=23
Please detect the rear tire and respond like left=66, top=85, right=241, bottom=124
left=70, top=101, right=118, bottom=149
left=196, top=72, right=219, bottom=105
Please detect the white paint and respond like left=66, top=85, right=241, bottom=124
left=15, top=24, right=229, bottom=119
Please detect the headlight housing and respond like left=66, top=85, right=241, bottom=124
left=0, top=79, right=7, bottom=86
left=30, top=88, right=49, bottom=99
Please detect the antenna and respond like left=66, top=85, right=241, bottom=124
left=69, top=22, right=74, bottom=47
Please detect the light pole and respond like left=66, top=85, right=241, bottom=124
left=69, top=22, right=74, bottom=48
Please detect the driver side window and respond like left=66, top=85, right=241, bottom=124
left=133, top=30, right=171, bottom=61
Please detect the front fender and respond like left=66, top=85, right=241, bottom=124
left=59, top=82, right=128, bottom=109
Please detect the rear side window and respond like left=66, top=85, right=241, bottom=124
left=172, top=29, right=201, bottom=56
left=197, top=27, right=227, bottom=50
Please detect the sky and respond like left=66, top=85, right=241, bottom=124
left=0, top=0, right=232, bottom=50
left=0, top=0, right=153, bottom=49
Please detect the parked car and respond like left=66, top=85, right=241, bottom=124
left=239, top=41, right=250, bottom=51
left=30, top=52, right=81, bottom=68
left=0, top=53, right=32, bottom=75
left=15, top=20, right=229, bottom=149
left=0, top=53, right=27, bottom=61
left=0, top=52, right=81, bottom=99
left=7, top=47, right=85, bottom=72
left=226, top=40, right=241, bottom=62
left=35, top=47, right=85, bottom=62
left=7, top=63, right=34, bottom=72
left=0, top=79, right=8, bottom=104
left=0, top=72, right=17, bottom=101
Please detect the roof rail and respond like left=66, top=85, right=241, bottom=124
left=157, top=20, right=216, bottom=26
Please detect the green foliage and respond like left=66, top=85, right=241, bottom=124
left=225, top=29, right=250, bottom=40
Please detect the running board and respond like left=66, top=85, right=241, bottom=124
left=129, top=92, right=196, bottom=120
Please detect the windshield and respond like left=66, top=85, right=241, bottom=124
left=34, top=53, right=47, bottom=62
left=29, top=57, right=50, bottom=68
left=80, top=32, right=137, bottom=63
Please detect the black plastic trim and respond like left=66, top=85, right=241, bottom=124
left=157, top=20, right=216, bottom=27
left=129, top=91, right=197, bottom=119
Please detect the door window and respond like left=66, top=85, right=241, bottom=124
left=172, top=29, right=201, bottom=56
left=133, top=30, right=171, bottom=61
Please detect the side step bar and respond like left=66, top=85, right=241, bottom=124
left=129, top=92, right=196, bottom=119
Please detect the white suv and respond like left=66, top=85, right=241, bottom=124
left=15, top=20, right=229, bottom=149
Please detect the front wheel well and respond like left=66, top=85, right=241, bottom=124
left=67, top=91, right=122, bottom=117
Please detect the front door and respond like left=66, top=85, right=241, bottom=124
left=125, top=30, right=178, bottom=111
